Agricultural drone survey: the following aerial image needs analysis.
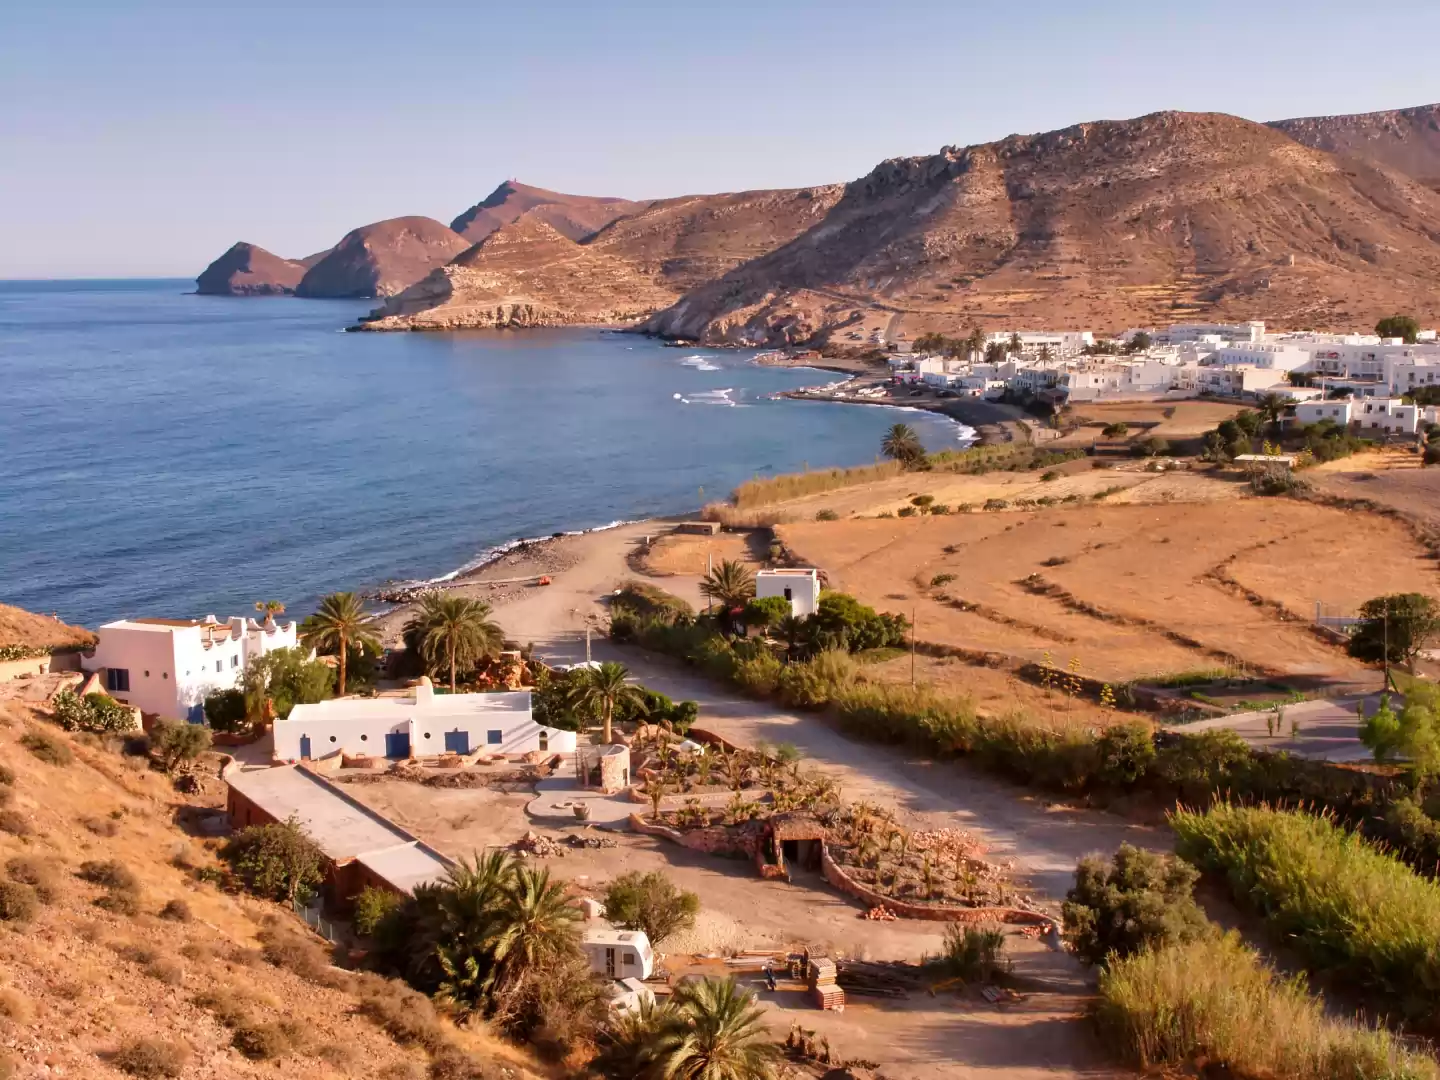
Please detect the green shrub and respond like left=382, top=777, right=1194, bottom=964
left=777, top=650, right=856, bottom=710
left=51, top=689, right=134, bottom=734
left=741, top=596, right=790, bottom=632
left=930, top=573, right=955, bottom=587
left=603, top=871, right=700, bottom=945
left=1041, top=470, right=1060, bottom=481
left=1097, top=932, right=1435, bottom=1079
left=1063, top=844, right=1210, bottom=966
left=353, top=886, right=402, bottom=937
left=1102, top=422, right=1129, bottom=437
left=927, top=923, right=1008, bottom=983
left=1094, top=723, right=1156, bottom=787
left=149, top=719, right=211, bottom=772
left=80, top=860, right=138, bottom=890
left=814, top=509, right=839, bottom=521
left=112, top=1037, right=191, bottom=1078
left=20, top=731, right=71, bottom=766
left=897, top=506, right=917, bottom=517
left=202, top=688, right=247, bottom=733
left=732, top=651, right=782, bottom=698
left=983, top=498, right=1009, bottom=511
left=222, top=817, right=324, bottom=904
left=1171, top=803, right=1440, bottom=1021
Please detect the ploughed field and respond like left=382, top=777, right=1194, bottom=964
left=778, top=498, right=1439, bottom=687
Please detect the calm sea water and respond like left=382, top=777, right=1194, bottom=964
left=0, top=280, right=967, bottom=626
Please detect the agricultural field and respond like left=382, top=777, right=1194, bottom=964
left=779, top=496, right=1438, bottom=686
left=1308, top=449, right=1440, bottom=537
left=1050, top=400, right=1246, bottom=448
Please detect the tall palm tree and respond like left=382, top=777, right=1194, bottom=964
left=404, top=591, right=504, bottom=691
left=593, top=997, right=678, bottom=1079
left=880, top=423, right=924, bottom=467
left=965, top=326, right=987, bottom=362
left=489, top=865, right=583, bottom=994
left=434, top=850, right=519, bottom=1012
left=1256, top=392, right=1287, bottom=434
left=776, top=614, right=808, bottom=662
left=301, top=591, right=380, bottom=697
left=254, top=599, right=286, bottom=621
left=647, top=977, right=780, bottom=1080
left=569, top=661, right=648, bottom=744
left=1008, top=332, right=1023, bottom=356
left=700, top=559, right=756, bottom=611
left=1038, top=344, right=1053, bottom=364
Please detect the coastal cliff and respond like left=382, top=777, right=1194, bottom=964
left=195, top=242, right=311, bottom=296
left=296, top=216, right=469, bottom=299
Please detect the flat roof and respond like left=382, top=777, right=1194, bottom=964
left=285, top=689, right=530, bottom=726
left=756, top=568, right=818, bottom=577
left=227, top=765, right=452, bottom=891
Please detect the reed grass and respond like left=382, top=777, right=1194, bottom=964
left=1098, top=932, right=1436, bottom=1079
left=1171, top=803, right=1440, bottom=1022
left=727, top=460, right=905, bottom=510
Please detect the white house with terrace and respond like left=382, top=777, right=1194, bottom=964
left=87, top=615, right=298, bottom=722
left=274, top=680, right=576, bottom=762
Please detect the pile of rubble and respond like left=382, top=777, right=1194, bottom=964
left=513, top=831, right=565, bottom=858
left=861, top=905, right=897, bottom=921
left=566, top=832, right=617, bottom=849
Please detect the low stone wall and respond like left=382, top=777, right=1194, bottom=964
left=820, top=848, right=1055, bottom=927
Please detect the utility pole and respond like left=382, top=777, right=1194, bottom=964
left=586, top=625, right=592, bottom=666
left=706, top=552, right=713, bottom=616
left=1383, top=607, right=1391, bottom=692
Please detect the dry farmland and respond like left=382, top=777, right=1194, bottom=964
left=778, top=496, right=1440, bottom=687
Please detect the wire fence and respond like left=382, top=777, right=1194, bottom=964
left=292, top=896, right=342, bottom=944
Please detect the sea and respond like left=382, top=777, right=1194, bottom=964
left=0, top=279, right=970, bottom=627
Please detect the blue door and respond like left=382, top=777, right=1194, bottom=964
left=187, top=703, right=205, bottom=725
left=385, top=731, right=411, bottom=759
left=444, top=730, right=469, bottom=754
left=298, top=735, right=311, bottom=760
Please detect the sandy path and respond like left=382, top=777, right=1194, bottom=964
left=488, top=523, right=1161, bottom=903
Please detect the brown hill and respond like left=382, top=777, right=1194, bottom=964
left=360, top=186, right=842, bottom=330
left=0, top=603, right=94, bottom=651
left=0, top=694, right=546, bottom=1079
left=196, top=243, right=311, bottom=296
left=1271, top=103, right=1440, bottom=191
left=449, top=180, right=645, bottom=242
left=641, top=110, right=1440, bottom=343
left=296, top=217, right=469, bottom=299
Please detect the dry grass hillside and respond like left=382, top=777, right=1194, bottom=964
left=1271, top=103, right=1440, bottom=191
left=645, top=111, right=1440, bottom=344
left=0, top=604, right=94, bottom=651
left=0, top=697, right=546, bottom=1080
left=449, top=181, right=645, bottom=243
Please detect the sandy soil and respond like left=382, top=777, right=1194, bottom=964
left=640, top=531, right=766, bottom=577
left=778, top=496, right=1417, bottom=685
left=1051, top=400, right=1246, bottom=448
left=1309, top=449, right=1440, bottom=536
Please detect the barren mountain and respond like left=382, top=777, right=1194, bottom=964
left=449, top=180, right=645, bottom=242
left=1271, top=103, right=1440, bottom=191
left=642, top=111, right=1440, bottom=343
left=296, top=217, right=469, bottom=299
left=195, top=242, right=312, bottom=296
left=359, top=186, right=842, bottom=330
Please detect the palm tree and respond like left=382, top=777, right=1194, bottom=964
left=593, top=997, right=677, bottom=1079
left=700, top=559, right=756, bottom=611
left=965, top=326, right=987, bottom=362
left=569, top=661, right=648, bottom=744
left=776, top=614, right=808, bottom=662
left=489, top=865, right=583, bottom=995
left=880, top=423, right=924, bottom=467
left=434, top=850, right=517, bottom=1012
left=404, top=592, right=504, bottom=691
left=1256, top=392, right=1287, bottom=434
left=647, top=977, right=780, bottom=1080
left=254, top=599, right=286, bottom=622
left=1038, top=344, right=1053, bottom=364
left=301, top=592, right=380, bottom=697
left=1008, top=332, right=1023, bottom=356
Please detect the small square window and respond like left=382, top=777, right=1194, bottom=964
left=487, top=730, right=502, bottom=745
left=106, top=668, right=130, bottom=693
left=231, top=655, right=239, bottom=668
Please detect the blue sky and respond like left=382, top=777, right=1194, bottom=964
left=4, top=0, right=1439, bottom=278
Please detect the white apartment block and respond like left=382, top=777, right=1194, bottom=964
left=88, top=615, right=298, bottom=722
left=1212, top=343, right=1309, bottom=372
left=275, top=682, right=576, bottom=762
left=1353, top=397, right=1419, bottom=435
left=1161, top=321, right=1266, bottom=345
left=1295, top=400, right=1353, bottom=426
left=1197, top=365, right=1286, bottom=397
left=985, top=331, right=1094, bottom=358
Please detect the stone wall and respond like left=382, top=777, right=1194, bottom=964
left=627, top=813, right=758, bottom=858
left=820, top=848, right=1055, bottom=927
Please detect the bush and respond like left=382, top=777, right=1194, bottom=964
left=741, top=596, right=790, bottom=632
left=777, top=650, right=856, bottom=710
left=222, top=818, right=325, bottom=904
left=0, top=811, right=30, bottom=838
left=240, top=646, right=335, bottom=721
left=983, top=498, right=1009, bottom=511
left=930, top=573, right=955, bottom=587
left=0, top=882, right=38, bottom=923
left=96, top=888, right=142, bottom=916
left=158, top=899, right=192, bottom=922
left=1425, top=444, right=1440, bottom=467
left=732, top=651, right=782, bottom=698
left=1062, top=844, right=1210, bottom=966
left=603, top=871, right=700, bottom=945
left=51, top=689, right=134, bottom=733
left=1097, top=932, right=1435, bottom=1079
left=6, top=856, right=60, bottom=902
left=927, top=923, right=1008, bottom=983
left=1171, top=803, right=1440, bottom=1021
left=202, top=688, right=247, bottom=733
left=1094, top=723, right=1155, bottom=787
left=814, top=508, right=839, bottom=521
left=80, top=859, right=138, bottom=890
left=112, top=1038, right=190, bottom=1078
left=231, top=1021, right=300, bottom=1061
left=149, top=719, right=211, bottom=772
left=20, top=731, right=71, bottom=766
left=0, top=765, right=12, bottom=786
left=353, top=886, right=402, bottom=937
left=1102, top=422, right=1130, bottom=437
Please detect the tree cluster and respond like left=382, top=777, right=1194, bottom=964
left=1376, top=314, right=1421, bottom=344
left=241, top=646, right=334, bottom=723
left=401, top=591, right=503, bottom=691
left=50, top=689, right=134, bottom=734
left=1062, top=843, right=1211, bottom=966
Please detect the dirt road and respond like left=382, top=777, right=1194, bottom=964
left=490, top=523, right=1161, bottom=903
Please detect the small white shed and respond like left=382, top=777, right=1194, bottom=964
left=582, top=928, right=655, bottom=980
left=755, top=568, right=821, bottom=618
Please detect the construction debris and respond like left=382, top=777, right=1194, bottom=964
left=862, top=905, right=897, bottom=921
left=834, top=960, right=921, bottom=999
left=513, top=831, right=565, bottom=858
left=807, top=956, right=845, bottom=1011
left=566, top=832, right=617, bottom=849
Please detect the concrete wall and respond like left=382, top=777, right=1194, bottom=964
left=274, top=712, right=411, bottom=761
left=89, top=630, right=182, bottom=718
left=274, top=706, right=576, bottom=761
left=0, top=652, right=80, bottom=681
left=820, top=847, right=1054, bottom=926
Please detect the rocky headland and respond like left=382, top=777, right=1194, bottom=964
left=195, top=242, right=315, bottom=296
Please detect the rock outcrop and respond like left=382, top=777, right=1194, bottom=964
left=449, top=180, right=645, bottom=243
left=195, top=242, right=311, bottom=295
left=1271, top=103, right=1440, bottom=191
left=296, top=216, right=469, bottom=299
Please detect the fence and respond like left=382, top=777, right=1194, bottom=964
left=292, top=896, right=343, bottom=944
left=1313, top=601, right=1363, bottom=640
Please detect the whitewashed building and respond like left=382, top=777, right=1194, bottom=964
left=1161, top=321, right=1266, bottom=345
left=1212, top=343, right=1309, bottom=373
left=1353, top=397, right=1419, bottom=434
left=756, top=568, right=821, bottom=618
left=985, top=331, right=1094, bottom=358
left=275, top=682, right=575, bottom=762
left=87, top=615, right=298, bottom=722
left=1295, top=400, right=1353, bottom=426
